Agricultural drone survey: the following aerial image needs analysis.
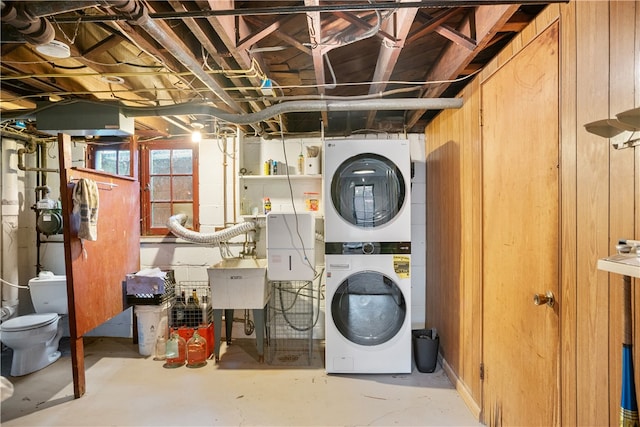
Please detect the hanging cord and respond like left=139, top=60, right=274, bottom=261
left=278, top=114, right=320, bottom=279
left=276, top=268, right=325, bottom=332
left=0, top=278, right=29, bottom=289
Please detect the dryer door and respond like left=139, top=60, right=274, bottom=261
left=331, top=270, right=406, bottom=346
left=330, top=154, right=406, bottom=230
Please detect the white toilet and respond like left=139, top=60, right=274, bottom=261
left=0, top=272, right=68, bottom=376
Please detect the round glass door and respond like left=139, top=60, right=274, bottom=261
left=330, top=154, right=406, bottom=229
left=331, top=270, right=406, bottom=346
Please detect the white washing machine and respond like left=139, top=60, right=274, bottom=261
left=325, top=248, right=411, bottom=374
left=324, top=139, right=411, bottom=243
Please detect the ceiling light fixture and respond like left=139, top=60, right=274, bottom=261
left=100, top=75, right=125, bottom=85
left=35, top=40, right=71, bottom=59
left=191, top=122, right=204, bottom=143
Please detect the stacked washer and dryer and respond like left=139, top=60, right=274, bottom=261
left=324, top=139, right=412, bottom=374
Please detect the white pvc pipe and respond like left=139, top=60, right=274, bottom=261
left=1, top=138, right=20, bottom=320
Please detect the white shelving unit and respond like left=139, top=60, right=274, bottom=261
left=238, top=139, right=323, bottom=216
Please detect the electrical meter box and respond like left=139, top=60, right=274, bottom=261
left=266, top=213, right=315, bottom=281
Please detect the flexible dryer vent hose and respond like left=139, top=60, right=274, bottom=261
left=167, top=213, right=261, bottom=244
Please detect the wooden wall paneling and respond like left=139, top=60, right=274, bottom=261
left=425, top=2, right=638, bottom=423
left=426, top=106, right=461, bottom=369
left=574, top=2, right=612, bottom=425
left=559, top=2, right=578, bottom=425
left=425, top=80, right=483, bottom=418
left=58, top=134, right=141, bottom=398
left=426, top=110, right=459, bottom=373
left=460, top=80, right=482, bottom=412
left=608, top=1, right=637, bottom=424
left=633, top=1, right=640, bottom=418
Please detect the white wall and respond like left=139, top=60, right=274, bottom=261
left=7, top=132, right=428, bottom=339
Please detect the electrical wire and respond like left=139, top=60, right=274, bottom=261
left=0, top=278, right=29, bottom=290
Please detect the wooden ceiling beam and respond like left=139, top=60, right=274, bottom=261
left=82, top=34, right=123, bottom=60
left=333, top=11, right=399, bottom=43
left=167, top=0, right=235, bottom=70
left=434, top=24, right=477, bottom=51
left=0, top=88, right=37, bottom=110
left=237, top=16, right=297, bottom=51
left=406, top=8, right=462, bottom=44
left=365, top=3, right=418, bottom=128
left=406, top=4, right=519, bottom=128
left=305, top=0, right=328, bottom=126
left=271, top=30, right=312, bottom=55
left=203, top=0, right=280, bottom=133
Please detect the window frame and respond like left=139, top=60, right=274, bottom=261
left=86, top=142, right=134, bottom=177
left=140, top=140, right=200, bottom=236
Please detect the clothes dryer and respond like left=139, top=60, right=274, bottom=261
left=324, top=139, right=411, bottom=243
left=325, top=247, right=411, bottom=374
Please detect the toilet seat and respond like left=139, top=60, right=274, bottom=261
left=0, top=313, right=58, bottom=332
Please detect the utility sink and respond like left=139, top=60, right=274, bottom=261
left=207, top=258, right=270, bottom=309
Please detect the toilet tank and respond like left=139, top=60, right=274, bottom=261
left=28, top=273, right=69, bottom=314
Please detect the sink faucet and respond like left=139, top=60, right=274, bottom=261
left=240, top=230, right=257, bottom=258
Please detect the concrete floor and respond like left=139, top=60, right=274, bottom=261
left=1, top=336, right=481, bottom=426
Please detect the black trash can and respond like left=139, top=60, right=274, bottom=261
left=412, top=329, right=439, bottom=373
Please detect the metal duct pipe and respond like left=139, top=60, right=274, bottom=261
left=121, top=98, right=463, bottom=125
left=167, top=213, right=262, bottom=245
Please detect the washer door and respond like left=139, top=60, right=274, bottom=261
left=330, top=153, right=406, bottom=229
left=331, top=270, right=406, bottom=346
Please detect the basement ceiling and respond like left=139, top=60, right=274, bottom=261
left=0, top=0, right=558, bottom=140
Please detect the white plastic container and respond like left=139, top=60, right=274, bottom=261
left=305, top=157, right=320, bottom=175
left=134, top=305, right=165, bottom=356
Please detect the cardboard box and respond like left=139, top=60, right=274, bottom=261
left=126, top=273, right=166, bottom=295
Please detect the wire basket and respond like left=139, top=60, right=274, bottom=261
left=267, top=280, right=315, bottom=365
left=169, top=281, right=213, bottom=328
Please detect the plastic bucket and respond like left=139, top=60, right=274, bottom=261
left=135, top=305, right=164, bottom=356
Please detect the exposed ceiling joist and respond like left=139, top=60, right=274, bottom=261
left=1, top=1, right=559, bottom=137
left=365, top=2, right=419, bottom=128
left=407, top=3, right=520, bottom=127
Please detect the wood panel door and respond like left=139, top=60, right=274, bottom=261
left=481, top=23, right=560, bottom=426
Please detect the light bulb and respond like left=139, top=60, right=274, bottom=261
left=192, top=130, right=202, bottom=143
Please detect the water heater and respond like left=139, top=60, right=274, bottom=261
left=266, top=213, right=315, bottom=281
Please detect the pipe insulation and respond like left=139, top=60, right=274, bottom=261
left=1, top=139, right=20, bottom=321
left=120, top=98, right=463, bottom=125
left=0, top=2, right=55, bottom=45
left=167, top=213, right=262, bottom=245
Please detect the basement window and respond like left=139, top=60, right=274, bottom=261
left=140, top=141, right=200, bottom=236
left=88, top=143, right=131, bottom=176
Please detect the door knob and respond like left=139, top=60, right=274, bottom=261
left=533, top=291, right=555, bottom=307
